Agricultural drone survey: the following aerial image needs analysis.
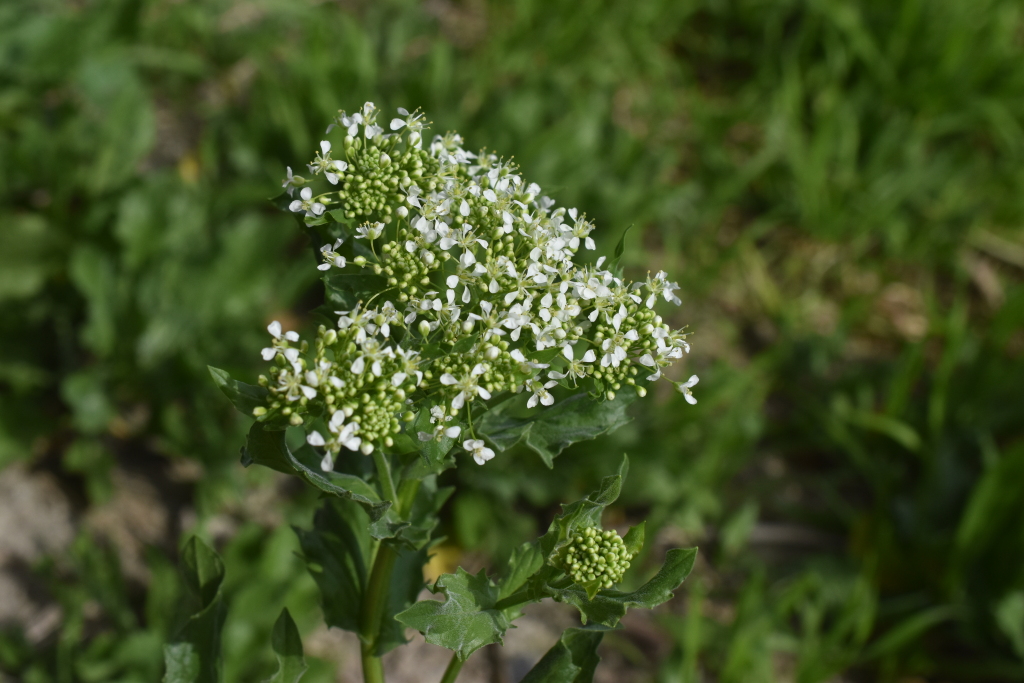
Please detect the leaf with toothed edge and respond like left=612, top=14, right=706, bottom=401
left=263, top=609, right=308, bottom=683
left=241, top=421, right=392, bottom=521
left=519, top=626, right=612, bottom=683
left=477, top=391, right=637, bottom=468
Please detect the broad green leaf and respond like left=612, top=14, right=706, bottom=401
left=241, top=421, right=391, bottom=520
left=540, top=457, right=629, bottom=559
left=163, top=643, right=200, bottom=683
left=409, top=403, right=458, bottom=475
left=180, top=536, right=225, bottom=608
left=622, top=522, right=645, bottom=557
left=478, top=392, right=637, bottom=467
left=208, top=366, right=268, bottom=418
left=295, top=497, right=426, bottom=655
left=546, top=547, right=698, bottom=626
left=384, top=475, right=453, bottom=550
left=264, top=609, right=308, bottom=683
left=377, top=545, right=430, bottom=655
left=164, top=537, right=227, bottom=683
left=295, top=498, right=371, bottom=634
left=396, top=568, right=512, bottom=661
left=499, top=542, right=545, bottom=602
left=519, top=627, right=611, bottom=683
left=323, top=269, right=388, bottom=310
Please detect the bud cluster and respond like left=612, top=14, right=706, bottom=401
left=270, top=102, right=698, bottom=470
left=562, top=527, right=634, bottom=590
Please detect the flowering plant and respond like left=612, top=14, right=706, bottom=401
left=193, top=103, right=698, bottom=683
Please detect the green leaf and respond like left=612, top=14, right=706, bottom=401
left=180, top=536, right=225, bottom=608
left=477, top=392, right=637, bottom=467
left=242, top=421, right=391, bottom=520
left=540, top=457, right=629, bottom=559
left=546, top=547, right=698, bottom=626
left=622, top=522, right=645, bottom=557
left=208, top=366, right=268, bottom=418
left=608, top=224, right=633, bottom=274
left=385, top=475, right=453, bottom=550
left=396, top=568, right=512, bottom=661
left=295, top=498, right=370, bottom=634
left=264, top=609, right=308, bottom=683
left=295, top=497, right=426, bottom=655
left=410, top=403, right=458, bottom=475
left=499, top=542, right=545, bottom=602
left=162, top=643, right=200, bottom=683
left=519, top=627, right=611, bottom=683
left=163, top=537, right=227, bottom=683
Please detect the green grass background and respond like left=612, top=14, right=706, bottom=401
left=2, top=0, right=1024, bottom=680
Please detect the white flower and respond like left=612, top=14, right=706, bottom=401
left=638, top=345, right=683, bottom=381
left=262, top=320, right=300, bottom=361
left=281, top=166, right=304, bottom=196
left=463, top=438, right=495, bottom=465
left=288, top=187, right=325, bottom=218
left=318, top=238, right=346, bottom=271
left=418, top=405, right=462, bottom=441
left=645, top=271, right=682, bottom=308
left=675, top=375, right=699, bottom=405
left=525, top=378, right=557, bottom=408
left=328, top=410, right=363, bottom=451
left=355, top=222, right=385, bottom=240
left=440, top=364, right=491, bottom=409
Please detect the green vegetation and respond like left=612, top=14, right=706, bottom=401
left=1, top=0, right=1023, bottom=680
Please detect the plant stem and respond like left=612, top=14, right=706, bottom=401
left=371, top=449, right=399, bottom=507
left=360, top=642, right=386, bottom=683
left=359, top=454, right=424, bottom=683
left=439, top=653, right=464, bottom=683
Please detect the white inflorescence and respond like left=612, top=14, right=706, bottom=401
left=261, top=102, right=697, bottom=471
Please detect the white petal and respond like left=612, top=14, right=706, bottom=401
left=321, top=452, right=334, bottom=472
left=460, top=199, right=470, bottom=216
left=440, top=373, right=458, bottom=386
left=391, top=118, right=406, bottom=130
left=261, top=347, right=276, bottom=360
left=307, top=431, right=326, bottom=446
left=445, top=426, right=462, bottom=438
left=685, top=393, right=697, bottom=405
left=300, top=187, right=312, bottom=200
left=527, top=394, right=538, bottom=409
left=285, top=331, right=300, bottom=342
left=351, top=357, right=365, bottom=374
left=477, top=387, right=491, bottom=400
left=320, top=140, right=331, bottom=154
left=288, top=200, right=303, bottom=213
left=268, top=321, right=282, bottom=338
left=451, top=392, right=466, bottom=410
left=301, top=385, right=317, bottom=400
left=562, top=345, right=573, bottom=360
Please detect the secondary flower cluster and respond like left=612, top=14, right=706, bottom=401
left=561, top=527, right=634, bottom=590
left=266, top=102, right=697, bottom=470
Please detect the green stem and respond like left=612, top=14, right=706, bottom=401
left=372, top=449, right=399, bottom=507
left=439, top=653, right=464, bottom=683
left=360, top=643, right=385, bottom=683
left=359, top=455, right=423, bottom=683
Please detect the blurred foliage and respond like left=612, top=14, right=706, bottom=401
left=1, top=0, right=1023, bottom=681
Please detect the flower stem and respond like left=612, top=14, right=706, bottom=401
left=371, top=449, right=399, bottom=507
left=359, top=456, right=422, bottom=683
left=439, top=653, right=464, bottom=683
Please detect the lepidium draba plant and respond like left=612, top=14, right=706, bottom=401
left=190, top=102, right=698, bottom=683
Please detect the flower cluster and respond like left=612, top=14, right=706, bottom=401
left=267, top=103, right=697, bottom=470
left=561, top=527, right=634, bottom=590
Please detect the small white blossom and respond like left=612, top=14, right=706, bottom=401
left=288, top=187, right=325, bottom=218
left=463, top=438, right=495, bottom=465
